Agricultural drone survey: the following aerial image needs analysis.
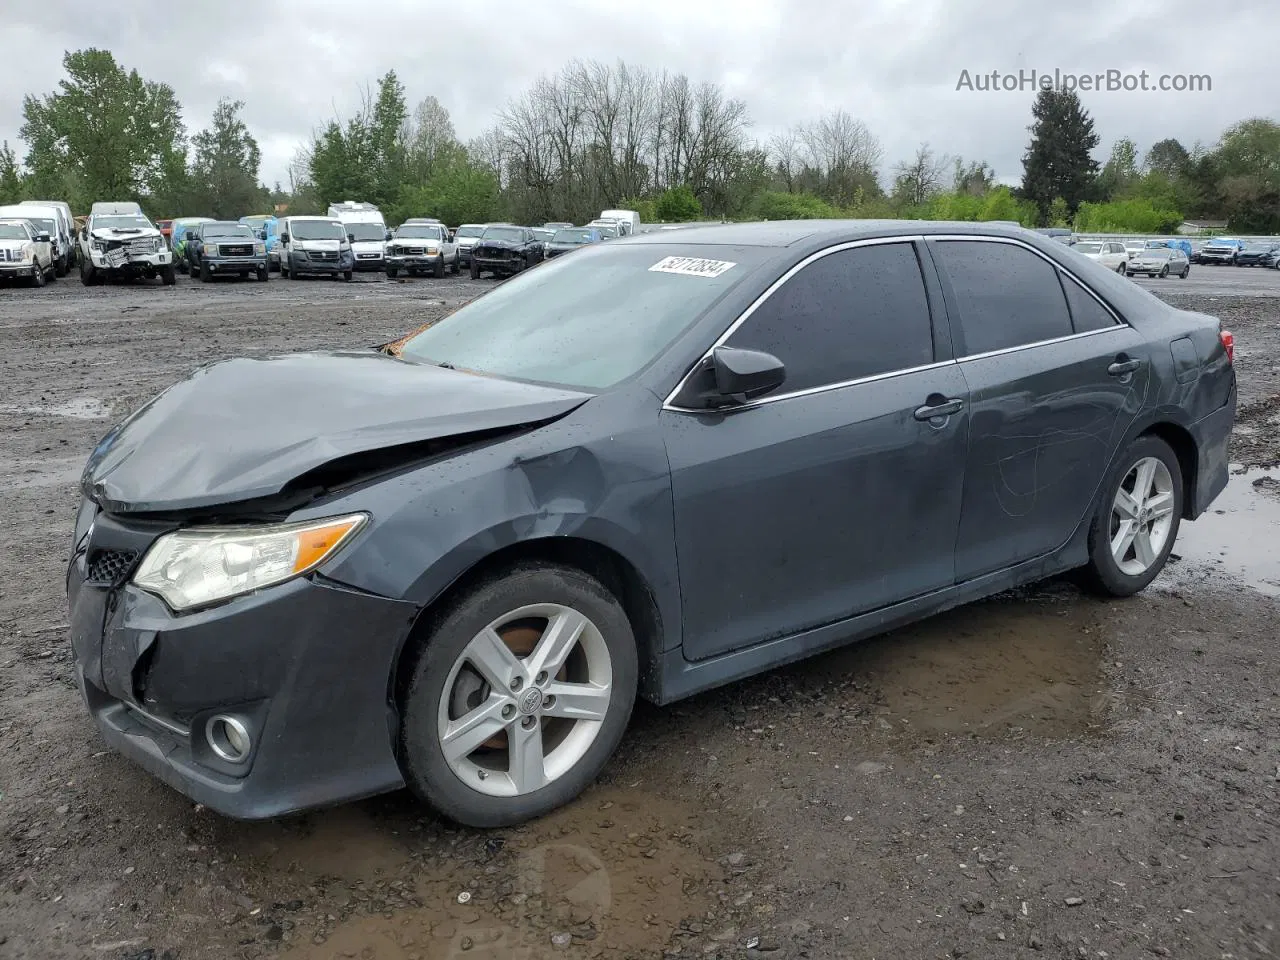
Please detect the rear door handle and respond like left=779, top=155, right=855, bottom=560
left=914, top=398, right=964, bottom=421
left=1107, top=357, right=1143, bottom=376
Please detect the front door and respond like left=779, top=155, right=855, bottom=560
left=664, top=240, right=969, bottom=661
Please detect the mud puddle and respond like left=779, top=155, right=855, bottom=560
left=0, top=396, right=109, bottom=419
left=212, top=786, right=718, bottom=959
left=9, top=455, right=84, bottom=490
left=1162, top=466, right=1280, bottom=596
left=727, top=588, right=1109, bottom=751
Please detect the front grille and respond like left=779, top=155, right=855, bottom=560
left=307, top=250, right=339, bottom=262
left=219, top=243, right=253, bottom=257
left=127, top=238, right=159, bottom=256
left=0, top=249, right=15, bottom=262
left=357, top=252, right=380, bottom=260
left=478, top=247, right=511, bottom=259
left=399, top=246, right=426, bottom=256
left=86, top=549, right=138, bottom=586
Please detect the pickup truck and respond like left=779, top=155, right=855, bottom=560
left=186, top=221, right=269, bottom=281
left=386, top=221, right=458, bottom=277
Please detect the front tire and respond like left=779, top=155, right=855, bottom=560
left=470, top=259, right=480, bottom=280
left=161, top=263, right=176, bottom=286
left=400, top=564, right=639, bottom=828
left=343, top=269, right=353, bottom=282
left=386, top=266, right=399, bottom=279
left=199, top=261, right=211, bottom=282
left=80, top=259, right=96, bottom=286
left=433, top=256, right=445, bottom=278
left=30, top=264, right=46, bottom=288
left=256, top=265, right=268, bottom=282
left=1078, top=435, right=1183, bottom=597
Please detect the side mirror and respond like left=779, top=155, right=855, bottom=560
left=385, top=229, right=393, bottom=241
left=711, top=346, right=786, bottom=401
left=279, top=233, right=289, bottom=243
left=36, top=233, right=50, bottom=243
left=347, top=232, right=356, bottom=243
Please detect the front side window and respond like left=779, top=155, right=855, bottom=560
left=933, top=240, right=1073, bottom=355
left=723, top=242, right=935, bottom=393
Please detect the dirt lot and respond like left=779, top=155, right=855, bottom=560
left=0, top=268, right=1277, bottom=960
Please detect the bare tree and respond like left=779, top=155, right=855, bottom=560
left=768, top=128, right=804, bottom=192
left=893, top=142, right=950, bottom=206
left=403, top=96, right=457, bottom=177
left=796, top=109, right=883, bottom=205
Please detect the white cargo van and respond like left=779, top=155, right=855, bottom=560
left=598, top=209, right=640, bottom=236
left=327, top=201, right=390, bottom=272
left=19, top=200, right=76, bottom=273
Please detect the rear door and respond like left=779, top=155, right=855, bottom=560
left=927, top=237, right=1149, bottom=582
left=665, top=240, right=969, bottom=660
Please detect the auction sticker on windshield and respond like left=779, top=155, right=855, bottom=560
left=648, top=256, right=737, bottom=278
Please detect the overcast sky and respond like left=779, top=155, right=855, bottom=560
left=1, top=0, right=1273, bottom=189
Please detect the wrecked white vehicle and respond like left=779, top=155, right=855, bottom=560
left=78, top=202, right=175, bottom=286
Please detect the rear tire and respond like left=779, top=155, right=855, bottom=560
left=1077, top=435, right=1183, bottom=597
left=399, top=563, right=638, bottom=828
left=450, top=254, right=460, bottom=274
left=55, top=254, right=67, bottom=277
left=386, top=266, right=399, bottom=279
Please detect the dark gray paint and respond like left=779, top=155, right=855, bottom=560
left=68, top=220, right=1237, bottom=818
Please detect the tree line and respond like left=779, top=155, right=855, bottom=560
left=3, top=48, right=1279, bottom=234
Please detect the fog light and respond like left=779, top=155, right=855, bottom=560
left=206, top=714, right=252, bottom=763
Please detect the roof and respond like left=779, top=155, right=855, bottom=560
left=619, top=219, right=1041, bottom=248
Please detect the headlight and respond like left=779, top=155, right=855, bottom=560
left=255, top=242, right=266, bottom=255
left=19, top=247, right=32, bottom=262
left=133, top=513, right=367, bottom=611
left=92, top=239, right=106, bottom=252
left=426, top=245, right=438, bottom=254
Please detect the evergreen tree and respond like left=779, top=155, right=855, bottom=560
left=1019, top=90, right=1099, bottom=222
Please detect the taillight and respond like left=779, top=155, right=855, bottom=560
left=1220, top=329, right=1234, bottom=364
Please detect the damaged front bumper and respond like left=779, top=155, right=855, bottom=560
left=67, top=505, right=419, bottom=819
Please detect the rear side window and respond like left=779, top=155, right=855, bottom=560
left=1060, top=272, right=1119, bottom=333
left=934, top=240, right=1073, bottom=355
left=724, top=242, right=935, bottom=393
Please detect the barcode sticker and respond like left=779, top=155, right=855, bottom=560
left=648, top=256, right=737, bottom=278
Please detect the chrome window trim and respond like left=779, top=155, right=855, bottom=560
left=661, top=232, right=1130, bottom=415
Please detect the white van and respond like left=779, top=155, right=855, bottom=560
left=599, top=209, right=640, bottom=236
left=326, top=201, right=389, bottom=271
left=278, top=216, right=354, bottom=281
left=19, top=200, right=76, bottom=273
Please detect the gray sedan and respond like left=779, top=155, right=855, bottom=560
left=67, top=221, right=1236, bottom=827
left=1125, top=246, right=1190, bottom=278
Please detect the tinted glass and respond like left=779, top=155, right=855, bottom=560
left=399, top=244, right=766, bottom=389
left=934, top=241, right=1072, bottom=355
left=482, top=227, right=525, bottom=242
left=553, top=229, right=595, bottom=243
left=1060, top=273, right=1119, bottom=333
left=724, top=243, right=934, bottom=393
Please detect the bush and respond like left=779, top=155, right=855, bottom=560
left=1073, top=198, right=1182, bottom=233
left=752, top=190, right=839, bottom=220
left=653, top=185, right=702, bottom=222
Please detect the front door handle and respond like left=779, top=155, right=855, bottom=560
left=1108, top=357, right=1143, bottom=376
left=914, top=397, right=964, bottom=421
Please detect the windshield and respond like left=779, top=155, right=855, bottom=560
left=395, top=225, right=445, bottom=240
left=204, top=224, right=254, bottom=238
left=290, top=220, right=346, bottom=241
left=1074, top=242, right=1103, bottom=254
left=454, top=225, right=486, bottom=238
left=553, top=229, right=596, bottom=244
left=1244, top=243, right=1271, bottom=251
left=240, top=217, right=270, bottom=228
left=399, top=245, right=759, bottom=389
left=0, top=224, right=30, bottom=240
left=24, top=218, right=55, bottom=234
left=93, top=215, right=152, bottom=231
left=481, top=227, right=525, bottom=242
left=1208, top=239, right=1237, bottom=246
left=595, top=224, right=620, bottom=238
left=346, top=222, right=386, bottom=242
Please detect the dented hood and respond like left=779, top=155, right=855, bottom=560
left=83, top=350, right=591, bottom=514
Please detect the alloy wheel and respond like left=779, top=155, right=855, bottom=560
left=437, top=603, right=613, bottom=798
left=1110, top=456, right=1176, bottom=576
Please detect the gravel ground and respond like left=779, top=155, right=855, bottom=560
left=0, top=269, right=1277, bottom=960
